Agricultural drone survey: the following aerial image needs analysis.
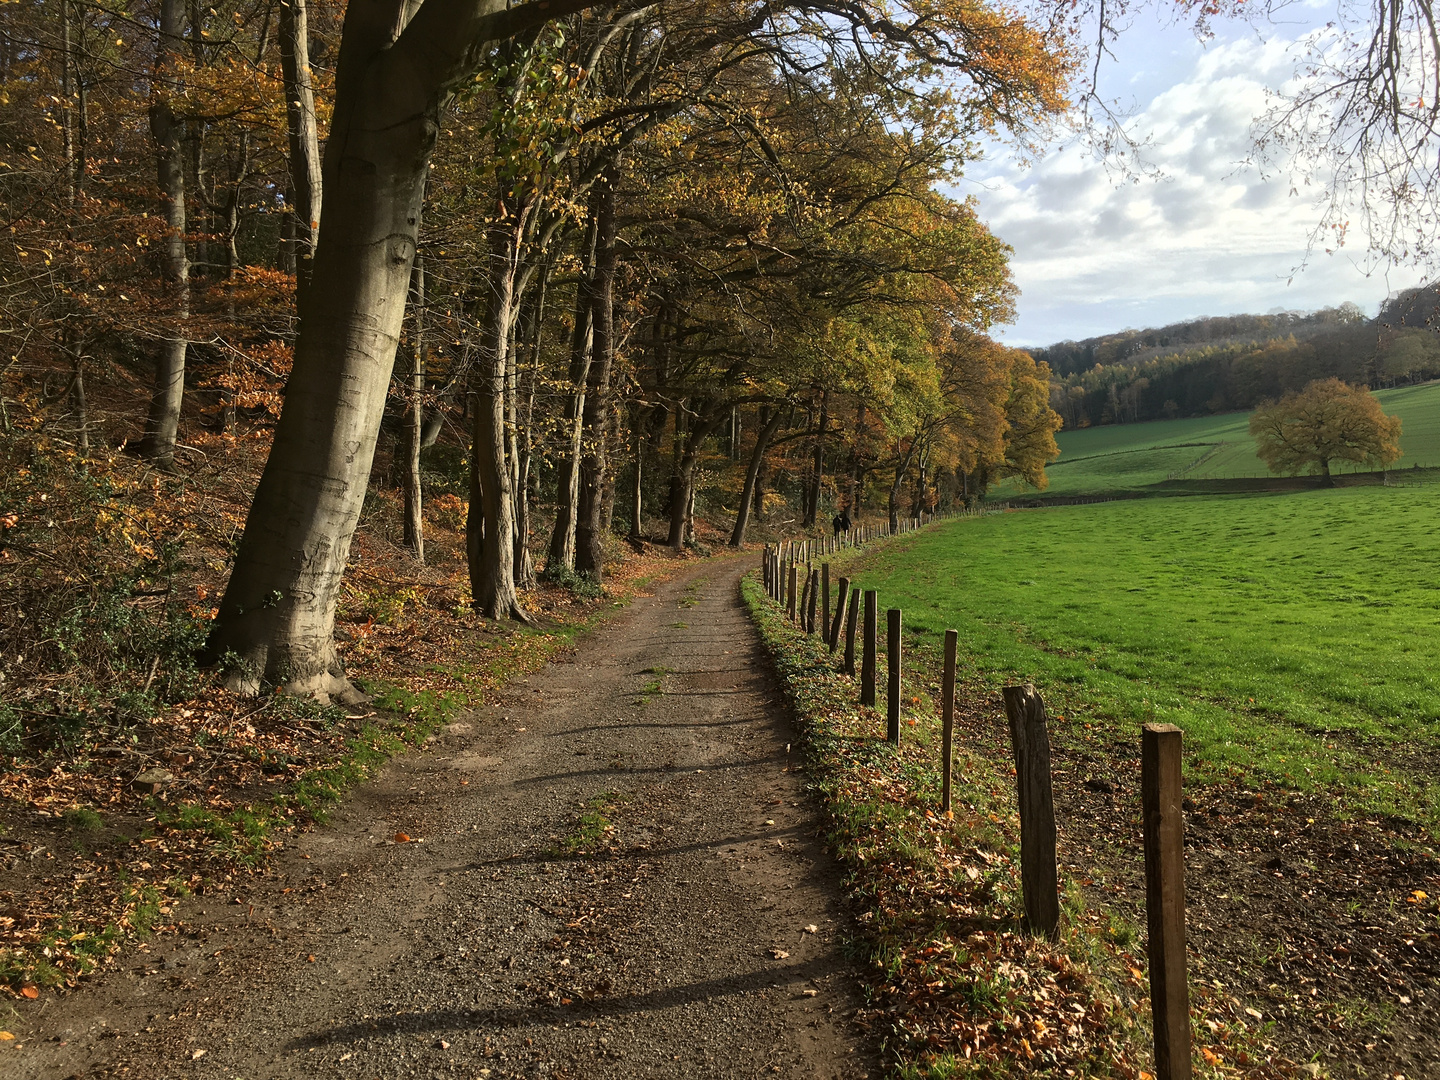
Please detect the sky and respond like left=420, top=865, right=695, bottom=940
left=964, top=5, right=1431, bottom=347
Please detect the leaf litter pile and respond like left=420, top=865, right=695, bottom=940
left=743, top=575, right=1330, bottom=1080
left=0, top=423, right=697, bottom=999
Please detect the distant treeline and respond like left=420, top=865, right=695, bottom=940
left=1034, top=287, right=1440, bottom=429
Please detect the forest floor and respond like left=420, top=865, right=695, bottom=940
left=2, top=555, right=875, bottom=1080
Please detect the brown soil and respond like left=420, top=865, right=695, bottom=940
left=2, top=556, right=874, bottom=1079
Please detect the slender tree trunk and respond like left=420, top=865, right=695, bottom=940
left=279, top=0, right=323, bottom=304
left=513, top=261, right=546, bottom=589
left=467, top=213, right=531, bottom=619
left=730, top=404, right=783, bottom=546
left=629, top=437, right=643, bottom=539
left=402, top=253, right=425, bottom=561
left=574, top=169, right=618, bottom=581
left=141, top=0, right=189, bottom=469
left=69, top=352, right=88, bottom=456
left=545, top=216, right=596, bottom=573
left=804, top=388, right=828, bottom=527
left=60, top=0, right=75, bottom=207
left=667, top=406, right=724, bottom=549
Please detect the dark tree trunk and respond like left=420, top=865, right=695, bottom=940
left=730, top=405, right=784, bottom=546
left=804, top=388, right=828, bottom=527
left=667, top=406, right=725, bottom=549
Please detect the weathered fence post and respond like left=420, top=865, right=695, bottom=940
left=1143, top=723, right=1192, bottom=1080
left=860, top=591, right=878, bottom=706
left=787, top=564, right=798, bottom=621
left=1001, top=684, right=1060, bottom=940
left=845, top=588, right=860, bottom=675
left=800, top=566, right=813, bottom=628
left=805, top=568, right=819, bottom=633
left=829, top=577, right=849, bottom=651
left=821, top=564, right=831, bottom=635
left=886, top=608, right=902, bottom=743
left=941, top=629, right=957, bottom=813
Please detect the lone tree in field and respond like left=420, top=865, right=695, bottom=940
left=1249, top=378, right=1402, bottom=485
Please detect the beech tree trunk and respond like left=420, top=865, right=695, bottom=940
left=513, top=262, right=546, bottom=589
left=279, top=0, right=323, bottom=302
left=141, top=0, right=189, bottom=469
left=574, top=169, right=618, bottom=581
left=206, top=0, right=607, bottom=697
left=545, top=216, right=596, bottom=574
left=730, top=405, right=784, bottom=546
left=467, top=214, right=531, bottom=619
left=402, top=253, right=425, bottom=562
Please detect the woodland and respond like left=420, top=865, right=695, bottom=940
left=0, top=0, right=1069, bottom=711
left=1038, top=289, right=1440, bottom=430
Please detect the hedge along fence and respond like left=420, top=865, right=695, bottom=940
left=752, top=524, right=1217, bottom=1080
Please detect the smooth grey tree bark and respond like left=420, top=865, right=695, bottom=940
left=206, top=0, right=603, bottom=698
left=141, top=0, right=189, bottom=469
left=402, top=253, right=425, bottom=561
left=574, top=168, right=618, bottom=581
left=545, top=216, right=596, bottom=573
left=279, top=0, right=323, bottom=302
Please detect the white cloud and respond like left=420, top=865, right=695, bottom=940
left=963, top=25, right=1428, bottom=344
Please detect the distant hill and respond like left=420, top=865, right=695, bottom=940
left=987, top=379, right=1440, bottom=499
left=1032, top=287, right=1440, bottom=429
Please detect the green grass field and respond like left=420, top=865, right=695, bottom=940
left=845, top=485, right=1440, bottom=827
left=998, top=379, right=1440, bottom=498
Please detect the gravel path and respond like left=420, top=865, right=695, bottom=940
left=10, top=556, right=873, bottom=1080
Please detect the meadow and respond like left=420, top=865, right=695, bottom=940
left=844, top=484, right=1440, bottom=826
left=998, top=379, right=1440, bottom=497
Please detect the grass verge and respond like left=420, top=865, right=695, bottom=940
left=742, top=572, right=1291, bottom=1079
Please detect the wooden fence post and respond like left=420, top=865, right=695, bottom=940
left=800, top=566, right=813, bottom=627
left=821, top=564, right=830, bottom=639
left=787, top=564, right=798, bottom=621
left=845, top=589, right=860, bottom=675
left=1143, top=723, right=1192, bottom=1080
left=886, top=608, right=902, bottom=744
left=805, top=568, right=819, bottom=633
left=860, top=590, right=878, bottom=706
left=1001, top=684, right=1060, bottom=940
left=829, top=577, right=849, bottom=651
left=941, top=629, right=957, bottom=813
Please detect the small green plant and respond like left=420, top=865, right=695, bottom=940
left=635, top=666, right=669, bottom=705
left=63, top=806, right=104, bottom=831
left=538, top=563, right=605, bottom=600
left=549, top=792, right=625, bottom=856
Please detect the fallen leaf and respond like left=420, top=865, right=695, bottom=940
left=801, top=988, right=818, bottom=997
left=769, top=947, right=790, bottom=959
left=19, top=985, right=37, bottom=1000
left=803, top=924, right=818, bottom=934
left=0, top=1032, right=14, bottom=1041
left=394, top=832, right=412, bottom=844
left=191, top=1049, right=206, bottom=1060
left=1244, top=1007, right=1263, bottom=1020
left=307, top=954, right=316, bottom=963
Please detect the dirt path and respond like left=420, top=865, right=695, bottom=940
left=8, top=557, right=873, bottom=1080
